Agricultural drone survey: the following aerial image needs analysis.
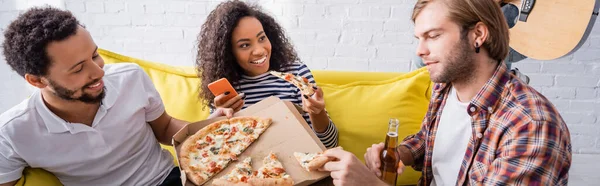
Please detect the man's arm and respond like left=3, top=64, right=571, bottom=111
left=395, top=98, right=436, bottom=170
left=483, top=120, right=571, bottom=185
left=395, top=145, right=415, bottom=166
left=396, top=120, right=428, bottom=171
left=148, top=112, right=188, bottom=145
left=1, top=133, right=26, bottom=186
left=0, top=180, right=18, bottom=186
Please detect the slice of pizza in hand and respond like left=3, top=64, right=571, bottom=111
left=249, top=152, right=294, bottom=186
left=293, top=152, right=334, bottom=172
left=212, top=157, right=254, bottom=186
left=269, top=71, right=315, bottom=96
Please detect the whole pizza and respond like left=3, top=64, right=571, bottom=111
left=179, top=116, right=272, bottom=185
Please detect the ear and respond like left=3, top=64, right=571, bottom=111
left=24, top=74, right=48, bottom=89
left=471, top=22, right=489, bottom=47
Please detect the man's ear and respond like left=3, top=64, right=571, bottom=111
left=24, top=74, right=48, bottom=89
left=471, top=22, right=489, bottom=47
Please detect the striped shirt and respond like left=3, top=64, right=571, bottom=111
left=235, top=63, right=338, bottom=148
left=401, top=63, right=571, bottom=185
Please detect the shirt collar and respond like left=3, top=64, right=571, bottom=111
left=101, top=78, right=118, bottom=109
left=469, top=63, right=510, bottom=114
left=35, top=91, right=70, bottom=133
left=36, top=78, right=118, bottom=133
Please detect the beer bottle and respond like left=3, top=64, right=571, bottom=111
left=379, top=118, right=399, bottom=185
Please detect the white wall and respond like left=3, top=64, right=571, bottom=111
left=1, top=0, right=599, bottom=184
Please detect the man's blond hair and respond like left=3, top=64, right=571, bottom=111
left=412, top=0, right=510, bottom=62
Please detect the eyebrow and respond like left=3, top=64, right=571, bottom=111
left=256, top=31, right=264, bottom=37
left=69, top=46, right=98, bottom=71
left=236, top=31, right=266, bottom=44
left=414, top=28, right=443, bottom=39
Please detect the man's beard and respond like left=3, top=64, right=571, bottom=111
left=47, top=78, right=106, bottom=104
left=430, top=37, right=476, bottom=84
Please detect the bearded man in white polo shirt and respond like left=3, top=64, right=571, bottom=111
left=0, top=7, right=232, bottom=186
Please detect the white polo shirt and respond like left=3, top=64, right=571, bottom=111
left=0, top=63, right=174, bottom=186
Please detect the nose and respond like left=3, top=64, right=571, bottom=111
left=415, top=40, right=430, bottom=58
left=96, top=56, right=105, bottom=69
left=251, top=45, right=266, bottom=57
left=89, top=58, right=105, bottom=80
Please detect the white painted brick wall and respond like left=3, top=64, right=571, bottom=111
left=0, top=0, right=599, bottom=184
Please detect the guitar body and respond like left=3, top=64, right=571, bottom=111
left=507, top=0, right=599, bottom=60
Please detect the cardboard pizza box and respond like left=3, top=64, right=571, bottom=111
left=173, top=96, right=330, bottom=186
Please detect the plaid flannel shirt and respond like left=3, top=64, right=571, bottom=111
left=400, top=63, right=572, bottom=185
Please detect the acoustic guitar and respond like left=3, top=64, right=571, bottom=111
left=503, top=0, right=599, bottom=60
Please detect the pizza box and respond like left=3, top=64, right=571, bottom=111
left=173, top=96, right=330, bottom=186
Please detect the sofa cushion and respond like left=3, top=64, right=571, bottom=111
left=17, top=168, right=60, bottom=186
left=316, top=68, right=432, bottom=185
left=312, top=71, right=406, bottom=85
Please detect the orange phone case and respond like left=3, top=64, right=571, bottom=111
left=207, top=78, right=238, bottom=102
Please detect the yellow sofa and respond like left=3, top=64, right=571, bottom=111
left=16, top=49, right=432, bottom=186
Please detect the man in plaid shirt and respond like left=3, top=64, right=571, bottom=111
left=320, top=0, right=571, bottom=185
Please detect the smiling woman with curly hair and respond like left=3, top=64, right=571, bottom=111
left=196, top=0, right=338, bottom=148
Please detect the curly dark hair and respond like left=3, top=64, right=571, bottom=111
left=196, top=0, right=299, bottom=107
left=2, top=6, right=80, bottom=77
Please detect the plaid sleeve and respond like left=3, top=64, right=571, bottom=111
left=483, top=120, right=571, bottom=185
left=400, top=118, right=428, bottom=171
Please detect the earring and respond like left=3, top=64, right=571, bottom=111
left=475, top=43, right=480, bottom=53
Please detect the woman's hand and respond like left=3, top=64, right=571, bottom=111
left=302, top=86, right=325, bottom=115
left=208, top=108, right=235, bottom=119
left=213, top=92, right=245, bottom=113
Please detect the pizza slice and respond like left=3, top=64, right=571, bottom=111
left=212, top=157, right=254, bottom=186
left=249, top=152, right=294, bottom=186
left=293, top=152, right=333, bottom=172
left=270, top=71, right=315, bottom=96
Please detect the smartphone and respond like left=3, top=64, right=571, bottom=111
left=207, top=78, right=238, bottom=102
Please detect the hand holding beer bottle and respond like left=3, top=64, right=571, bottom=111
left=364, top=119, right=407, bottom=185
left=320, top=119, right=408, bottom=186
